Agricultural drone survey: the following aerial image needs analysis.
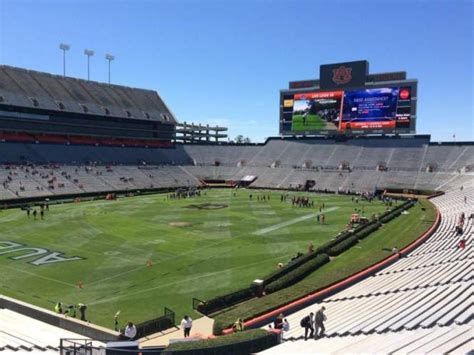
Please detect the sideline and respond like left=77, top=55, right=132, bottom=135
left=252, top=207, right=339, bottom=236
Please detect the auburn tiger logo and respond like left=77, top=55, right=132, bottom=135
left=332, top=66, right=352, bottom=85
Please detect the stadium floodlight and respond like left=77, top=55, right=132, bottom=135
left=84, top=49, right=94, bottom=80
left=105, top=53, right=115, bottom=84
left=59, top=43, right=70, bottom=77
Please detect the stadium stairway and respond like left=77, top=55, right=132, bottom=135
left=259, top=187, right=474, bottom=354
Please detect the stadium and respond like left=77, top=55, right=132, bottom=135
left=0, top=4, right=472, bottom=353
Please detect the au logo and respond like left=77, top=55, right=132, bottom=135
left=332, top=66, right=352, bottom=85
left=0, top=241, right=84, bottom=266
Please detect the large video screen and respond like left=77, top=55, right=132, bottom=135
left=281, top=85, right=414, bottom=135
left=291, top=91, right=343, bottom=132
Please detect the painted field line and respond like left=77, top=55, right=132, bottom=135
left=88, top=254, right=285, bottom=306
left=1, top=264, right=76, bottom=288
left=252, top=207, right=340, bottom=236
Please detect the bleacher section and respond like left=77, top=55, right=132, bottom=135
left=0, top=65, right=175, bottom=123
left=0, top=138, right=473, bottom=200
left=0, top=308, right=104, bottom=352
left=260, top=187, right=473, bottom=354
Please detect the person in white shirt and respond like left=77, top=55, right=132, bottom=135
left=123, top=321, right=137, bottom=340
left=181, top=315, right=193, bottom=337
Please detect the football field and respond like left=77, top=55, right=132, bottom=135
left=0, top=189, right=388, bottom=329
left=291, top=114, right=338, bottom=131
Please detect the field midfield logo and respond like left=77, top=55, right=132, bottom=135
left=332, top=66, right=352, bottom=85
left=0, top=241, right=84, bottom=266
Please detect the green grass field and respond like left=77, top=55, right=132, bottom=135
left=291, top=114, right=337, bottom=131
left=0, top=189, right=389, bottom=329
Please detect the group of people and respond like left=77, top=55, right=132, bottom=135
left=168, top=188, right=202, bottom=199
left=291, top=196, right=315, bottom=208
left=248, top=193, right=271, bottom=201
left=25, top=203, right=49, bottom=220
left=300, top=306, right=327, bottom=340
left=54, top=302, right=87, bottom=321
left=269, top=314, right=290, bottom=338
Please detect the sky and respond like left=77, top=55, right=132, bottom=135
left=0, top=0, right=472, bottom=142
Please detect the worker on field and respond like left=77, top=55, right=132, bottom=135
left=54, top=302, right=63, bottom=314
left=232, top=318, right=244, bottom=332
left=77, top=303, right=87, bottom=321
left=65, top=304, right=76, bottom=318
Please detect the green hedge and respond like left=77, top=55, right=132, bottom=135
left=265, top=254, right=330, bottom=294
left=163, top=329, right=277, bottom=354
left=197, top=288, right=254, bottom=315
left=327, top=235, right=359, bottom=256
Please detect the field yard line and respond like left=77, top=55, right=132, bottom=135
left=88, top=254, right=285, bottom=306
left=252, top=207, right=340, bottom=236
left=86, top=264, right=148, bottom=287
left=0, top=264, right=76, bottom=288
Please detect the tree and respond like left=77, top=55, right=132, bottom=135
left=234, top=135, right=251, bottom=144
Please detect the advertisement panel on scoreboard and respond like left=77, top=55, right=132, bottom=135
left=280, top=84, right=415, bottom=135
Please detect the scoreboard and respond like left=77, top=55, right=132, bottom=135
left=280, top=61, right=417, bottom=136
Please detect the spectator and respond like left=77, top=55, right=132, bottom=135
left=314, top=306, right=327, bottom=339
left=282, top=318, right=290, bottom=341
left=274, top=313, right=284, bottom=330
left=300, top=312, right=314, bottom=340
left=180, top=315, right=193, bottom=337
left=123, top=322, right=137, bottom=340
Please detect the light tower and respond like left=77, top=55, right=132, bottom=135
left=105, top=53, right=115, bottom=84
left=59, top=43, right=70, bottom=76
left=84, top=49, right=94, bottom=80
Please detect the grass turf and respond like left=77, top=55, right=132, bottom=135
left=291, top=114, right=337, bottom=131
left=211, top=199, right=436, bottom=331
left=0, top=189, right=389, bottom=329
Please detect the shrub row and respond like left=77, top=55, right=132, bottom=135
left=327, top=235, right=359, bottom=256
left=163, top=329, right=277, bottom=354
left=265, top=254, right=330, bottom=294
left=197, top=287, right=254, bottom=315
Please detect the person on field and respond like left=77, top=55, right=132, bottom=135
left=300, top=312, right=314, bottom=340
left=314, top=306, right=327, bottom=339
left=32, top=209, right=37, bottom=220
left=54, top=302, right=63, bottom=314
left=233, top=318, right=244, bottom=332
left=181, top=315, right=193, bottom=337
left=65, top=304, right=76, bottom=318
left=77, top=303, right=87, bottom=321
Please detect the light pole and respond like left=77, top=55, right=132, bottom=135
left=59, top=43, right=70, bottom=76
left=105, top=53, right=114, bottom=84
left=84, top=49, right=94, bottom=80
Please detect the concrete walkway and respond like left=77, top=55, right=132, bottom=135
left=139, top=316, right=214, bottom=348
